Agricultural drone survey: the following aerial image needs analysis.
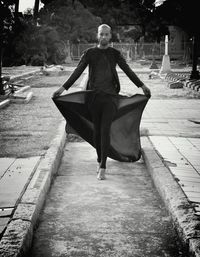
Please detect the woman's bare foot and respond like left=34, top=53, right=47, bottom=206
left=97, top=168, right=106, bottom=180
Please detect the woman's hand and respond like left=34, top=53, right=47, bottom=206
left=141, top=85, right=151, bottom=98
left=52, top=86, right=65, bottom=98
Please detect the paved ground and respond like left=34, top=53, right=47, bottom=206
left=30, top=142, right=186, bottom=257
left=0, top=63, right=200, bottom=256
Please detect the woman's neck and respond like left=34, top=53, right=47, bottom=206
left=97, top=44, right=109, bottom=49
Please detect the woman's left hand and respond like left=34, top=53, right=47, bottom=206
left=141, top=85, right=151, bottom=98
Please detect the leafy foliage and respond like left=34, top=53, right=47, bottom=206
left=2, top=0, right=101, bottom=65
left=75, top=0, right=155, bottom=41
left=3, top=16, right=67, bottom=66
left=39, top=0, right=101, bottom=43
left=54, top=0, right=170, bottom=42
left=0, top=0, right=15, bottom=39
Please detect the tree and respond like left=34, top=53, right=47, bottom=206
left=0, top=0, right=17, bottom=94
left=151, top=0, right=200, bottom=78
left=39, top=0, right=101, bottom=43
left=74, top=0, right=169, bottom=42
left=33, top=0, right=40, bottom=22
left=40, top=0, right=172, bottom=43
left=1, top=0, right=102, bottom=68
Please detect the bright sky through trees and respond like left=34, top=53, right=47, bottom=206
left=19, top=0, right=43, bottom=12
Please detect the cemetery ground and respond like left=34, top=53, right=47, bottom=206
left=0, top=63, right=200, bottom=257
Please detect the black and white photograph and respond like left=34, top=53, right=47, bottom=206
left=0, top=0, right=200, bottom=256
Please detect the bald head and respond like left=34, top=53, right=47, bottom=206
left=98, top=24, right=111, bottom=33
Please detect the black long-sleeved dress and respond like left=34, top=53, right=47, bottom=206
left=53, top=46, right=149, bottom=162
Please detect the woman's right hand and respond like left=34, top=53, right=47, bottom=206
left=52, top=86, right=65, bottom=98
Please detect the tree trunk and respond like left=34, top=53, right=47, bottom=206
left=15, top=0, right=19, bottom=13
left=34, top=0, right=40, bottom=22
left=190, top=35, right=200, bottom=79
left=0, top=17, right=4, bottom=95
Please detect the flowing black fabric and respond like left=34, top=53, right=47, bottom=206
left=52, top=91, right=149, bottom=162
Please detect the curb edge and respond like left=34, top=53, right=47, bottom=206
left=141, top=136, right=200, bottom=257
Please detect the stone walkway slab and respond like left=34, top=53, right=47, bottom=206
left=0, top=157, right=41, bottom=238
left=0, top=157, right=41, bottom=208
left=149, top=136, right=200, bottom=215
left=0, top=158, right=15, bottom=178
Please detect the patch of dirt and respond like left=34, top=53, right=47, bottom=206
left=0, top=71, right=86, bottom=157
left=0, top=77, right=66, bottom=157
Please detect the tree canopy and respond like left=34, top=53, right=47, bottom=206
left=1, top=0, right=102, bottom=66
left=39, top=0, right=101, bottom=43
left=153, top=0, right=200, bottom=36
left=1, top=0, right=199, bottom=67
left=40, top=0, right=166, bottom=42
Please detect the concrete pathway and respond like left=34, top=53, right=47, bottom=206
left=30, top=142, right=185, bottom=257
left=141, top=99, right=200, bottom=137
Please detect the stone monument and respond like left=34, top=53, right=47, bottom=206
left=159, top=35, right=171, bottom=74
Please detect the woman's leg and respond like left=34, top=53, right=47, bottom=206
left=100, top=102, right=117, bottom=169
left=87, top=93, right=117, bottom=177
left=87, top=94, right=102, bottom=164
left=93, top=113, right=102, bottom=164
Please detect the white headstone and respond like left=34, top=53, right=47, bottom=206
left=165, top=35, right=168, bottom=55
left=160, top=35, right=171, bottom=74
